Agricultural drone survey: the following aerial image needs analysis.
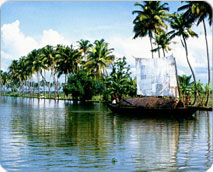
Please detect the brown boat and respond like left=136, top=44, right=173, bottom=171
left=107, top=56, right=200, bottom=117
left=108, top=97, right=199, bottom=117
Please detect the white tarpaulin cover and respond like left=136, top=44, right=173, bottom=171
left=136, top=55, right=179, bottom=98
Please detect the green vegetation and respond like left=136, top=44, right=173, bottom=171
left=63, top=70, right=103, bottom=101
left=0, top=39, right=135, bottom=102
left=0, top=1, right=212, bottom=107
left=104, top=57, right=136, bottom=101
left=132, top=1, right=169, bottom=59
left=178, top=75, right=213, bottom=107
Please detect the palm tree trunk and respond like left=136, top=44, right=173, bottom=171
left=149, top=36, right=154, bottom=59
left=65, top=74, right=67, bottom=85
left=182, top=36, right=197, bottom=105
left=43, top=70, right=46, bottom=98
left=48, top=82, right=51, bottom=98
left=53, top=71, right=57, bottom=98
left=30, top=79, right=33, bottom=97
left=49, top=69, right=53, bottom=98
left=21, top=81, right=24, bottom=95
left=203, top=20, right=210, bottom=106
left=163, top=49, right=166, bottom=57
left=157, top=45, right=161, bottom=58
left=32, top=82, right=34, bottom=97
left=56, top=75, right=59, bottom=98
left=40, top=70, right=46, bottom=98
left=37, top=72, right=40, bottom=98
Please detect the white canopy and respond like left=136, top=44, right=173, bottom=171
left=135, top=55, right=179, bottom=98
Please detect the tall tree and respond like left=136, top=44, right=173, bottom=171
left=40, top=45, right=58, bottom=98
left=8, top=60, right=22, bottom=93
left=152, top=32, right=176, bottom=57
left=132, top=1, right=169, bottom=58
left=170, top=13, right=198, bottom=105
left=0, top=71, right=9, bottom=95
left=56, top=44, right=82, bottom=84
left=77, top=39, right=92, bottom=61
left=178, top=1, right=212, bottom=106
left=84, top=39, right=115, bottom=80
left=28, top=49, right=45, bottom=97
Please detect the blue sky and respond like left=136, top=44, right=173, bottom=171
left=1, top=1, right=212, bottom=84
left=1, top=1, right=182, bottom=40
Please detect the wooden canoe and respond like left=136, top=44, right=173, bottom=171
left=107, top=104, right=199, bottom=117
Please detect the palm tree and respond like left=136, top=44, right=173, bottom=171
left=178, top=1, right=212, bottom=106
left=56, top=45, right=81, bottom=84
left=40, top=45, right=58, bottom=98
left=170, top=13, right=198, bottom=105
left=77, top=39, right=92, bottom=61
left=132, top=1, right=169, bottom=58
left=25, top=51, right=37, bottom=96
left=0, top=71, right=9, bottom=95
left=18, top=57, right=29, bottom=94
left=152, top=32, right=176, bottom=57
left=84, top=39, right=115, bottom=80
left=8, top=60, right=22, bottom=94
left=27, top=49, right=46, bottom=97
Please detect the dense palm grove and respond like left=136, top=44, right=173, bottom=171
left=0, top=1, right=212, bottom=106
left=0, top=39, right=136, bottom=102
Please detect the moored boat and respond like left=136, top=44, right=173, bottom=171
left=108, top=97, right=198, bottom=117
left=108, top=103, right=198, bottom=117
left=107, top=56, right=199, bottom=116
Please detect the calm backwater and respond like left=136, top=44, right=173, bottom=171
left=1, top=97, right=212, bottom=172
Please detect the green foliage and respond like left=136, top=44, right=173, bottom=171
left=178, top=74, right=192, bottom=95
left=191, top=81, right=212, bottom=106
left=63, top=70, right=102, bottom=101
left=178, top=74, right=192, bottom=104
left=84, top=39, right=115, bottom=80
left=104, top=57, right=137, bottom=101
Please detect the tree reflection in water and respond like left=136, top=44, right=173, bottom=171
left=1, top=97, right=212, bottom=171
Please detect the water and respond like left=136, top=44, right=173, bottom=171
left=0, top=97, right=212, bottom=172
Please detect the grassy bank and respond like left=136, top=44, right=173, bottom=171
left=2, top=92, right=105, bottom=103
left=1, top=92, right=212, bottom=108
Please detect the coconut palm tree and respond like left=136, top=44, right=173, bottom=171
left=8, top=58, right=28, bottom=95
left=84, top=39, right=115, bottom=80
left=56, top=45, right=81, bottom=84
left=25, top=51, right=37, bottom=96
left=178, top=1, right=212, bottom=106
left=0, top=71, right=9, bottom=95
left=27, top=49, right=46, bottom=97
left=132, top=1, right=169, bottom=58
left=18, top=57, right=29, bottom=94
left=8, top=60, right=22, bottom=94
left=40, top=45, right=58, bottom=98
left=77, top=39, right=92, bottom=61
left=152, top=32, right=176, bottom=57
left=170, top=13, right=198, bottom=105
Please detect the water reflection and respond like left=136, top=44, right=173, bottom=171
left=0, top=97, right=212, bottom=171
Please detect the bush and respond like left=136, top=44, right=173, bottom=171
left=63, top=70, right=102, bottom=101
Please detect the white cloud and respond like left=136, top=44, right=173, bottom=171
left=1, top=20, right=39, bottom=58
left=106, top=33, right=211, bottom=84
left=40, top=29, right=71, bottom=47
left=1, top=20, right=71, bottom=71
left=1, top=20, right=212, bottom=84
left=171, top=34, right=212, bottom=69
left=109, top=36, right=152, bottom=66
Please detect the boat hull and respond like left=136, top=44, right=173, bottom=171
left=107, top=104, right=198, bottom=117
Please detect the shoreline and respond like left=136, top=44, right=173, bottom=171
left=1, top=95, right=212, bottom=111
